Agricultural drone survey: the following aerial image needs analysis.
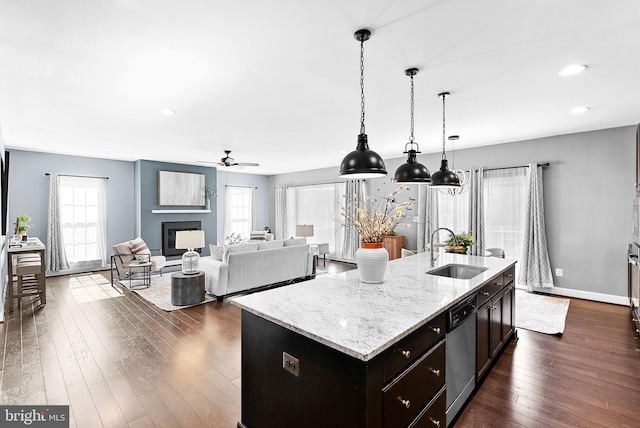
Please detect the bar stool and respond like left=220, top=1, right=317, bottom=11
left=14, top=258, right=46, bottom=308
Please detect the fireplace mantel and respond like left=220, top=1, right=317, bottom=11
left=152, top=209, right=211, bottom=214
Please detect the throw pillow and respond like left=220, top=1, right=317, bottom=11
left=283, top=237, right=307, bottom=247
left=257, top=240, right=284, bottom=250
left=401, top=248, right=416, bottom=258
left=129, top=237, right=151, bottom=262
left=249, top=230, right=268, bottom=241
left=223, top=243, right=258, bottom=264
left=209, top=244, right=224, bottom=261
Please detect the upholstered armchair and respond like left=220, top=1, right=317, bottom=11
left=111, top=238, right=167, bottom=284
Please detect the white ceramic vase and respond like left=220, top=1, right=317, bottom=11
left=356, top=242, right=389, bottom=283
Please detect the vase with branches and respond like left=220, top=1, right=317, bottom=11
left=342, top=186, right=412, bottom=283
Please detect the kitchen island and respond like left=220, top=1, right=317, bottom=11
left=232, top=251, right=516, bottom=428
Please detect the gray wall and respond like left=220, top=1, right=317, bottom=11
left=216, top=169, right=270, bottom=245
left=135, top=160, right=217, bottom=256
left=271, top=125, right=636, bottom=301
left=6, top=150, right=135, bottom=260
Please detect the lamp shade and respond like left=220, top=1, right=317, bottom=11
left=175, top=230, right=205, bottom=250
left=296, top=224, right=314, bottom=237
left=430, top=159, right=461, bottom=188
left=394, top=150, right=431, bottom=183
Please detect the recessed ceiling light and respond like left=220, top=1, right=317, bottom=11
left=570, top=106, right=590, bottom=114
left=160, top=109, right=176, bottom=115
left=558, top=64, right=588, bottom=76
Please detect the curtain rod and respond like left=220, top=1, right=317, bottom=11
left=482, top=162, right=549, bottom=172
left=45, top=173, right=109, bottom=180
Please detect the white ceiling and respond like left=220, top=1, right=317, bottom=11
left=2, top=0, right=640, bottom=176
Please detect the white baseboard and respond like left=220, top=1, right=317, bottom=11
left=531, top=286, right=628, bottom=306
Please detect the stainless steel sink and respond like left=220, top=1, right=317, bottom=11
left=427, top=264, right=489, bottom=280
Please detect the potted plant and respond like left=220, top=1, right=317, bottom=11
left=203, top=184, right=217, bottom=210
left=15, top=215, right=33, bottom=241
left=445, top=232, right=474, bottom=254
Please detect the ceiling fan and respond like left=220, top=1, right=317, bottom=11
left=199, top=150, right=260, bottom=167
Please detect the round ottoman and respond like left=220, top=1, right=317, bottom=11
left=171, top=271, right=205, bottom=306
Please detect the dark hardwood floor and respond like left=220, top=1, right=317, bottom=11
left=1, top=262, right=639, bottom=427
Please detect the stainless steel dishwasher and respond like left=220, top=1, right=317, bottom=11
left=445, top=293, right=477, bottom=426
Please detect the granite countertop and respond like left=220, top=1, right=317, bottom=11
left=231, top=251, right=516, bottom=361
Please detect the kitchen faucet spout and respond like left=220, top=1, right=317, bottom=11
left=430, top=228, right=457, bottom=267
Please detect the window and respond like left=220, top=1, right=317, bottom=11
left=286, top=183, right=344, bottom=257
left=224, top=186, right=254, bottom=241
left=59, top=176, right=107, bottom=268
left=435, top=167, right=527, bottom=285
left=437, top=190, right=469, bottom=237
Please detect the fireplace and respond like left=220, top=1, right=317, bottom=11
left=162, top=221, right=202, bottom=258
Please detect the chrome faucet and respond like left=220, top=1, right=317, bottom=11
left=430, top=228, right=457, bottom=267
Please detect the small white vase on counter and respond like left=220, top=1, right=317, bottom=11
left=356, top=242, right=389, bottom=283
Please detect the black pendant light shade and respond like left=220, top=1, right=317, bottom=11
left=340, top=133, right=387, bottom=178
left=431, top=159, right=461, bottom=187
left=339, top=29, right=387, bottom=179
left=430, top=91, right=461, bottom=189
left=394, top=149, right=430, bottom=183
left=394, top=67, right=430, bottom=183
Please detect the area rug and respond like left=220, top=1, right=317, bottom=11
left=515, top=289, right=570, bottom=335
left=117, top=275, right=215, bottom=311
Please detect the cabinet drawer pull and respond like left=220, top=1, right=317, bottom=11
left=430, top=326, right=441, bottom=334
left=506, top=274, right=514, bottom=278
left=481, top=291, right=490, bottom=296
left=429, top=417, right=441, bottom=427
left=400, top=349, right=411, bottom=359
left=495, top=281, right=502, bottom=286
left=398, top=397, right=410, bottom=408
left=490, top=305, right=497, bottom=311
left=428, top=367, right=441, bottom=377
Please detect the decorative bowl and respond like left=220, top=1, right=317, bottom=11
left=445, top=245, right=468, bottom=254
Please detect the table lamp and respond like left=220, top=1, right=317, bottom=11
left=175, top=230, right=205, bottom=275
left=296, top=224, right=314, bottom=242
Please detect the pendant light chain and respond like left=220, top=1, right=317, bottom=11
left=441, top=93, right=447, bottom=160
left=409, top=74, right=415, bottom=143
left=359, top=37, right=366, bottom=135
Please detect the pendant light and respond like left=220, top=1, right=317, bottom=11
left=430, top=92, right=461, bottom=188
left=393, top=68, right=431, bottom=183
left=339, top=29, right=387, bottom=179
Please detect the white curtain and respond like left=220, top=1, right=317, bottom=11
left=519, top=164, right=553, bottom=290
left=58, top=176, right=107, bottom=268
left=341, top=179, right=365, bottom=261
left=274, top=185, right=287, bottom=240
left=417, top=186, right=439, bottom=252
left=46, top=173, right=69, bottom=272
left=251, top=186, right=257, bottom=231
left=468, top=168, right=485, bottom=255
left=483, top=167, right=527, bottom=263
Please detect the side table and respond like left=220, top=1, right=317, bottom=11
left=171, top=271, right=205, bottom=306
left=128, top=261, right=151, bottom=289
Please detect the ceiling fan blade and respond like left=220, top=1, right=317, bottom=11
left=236, top=162, right=260, bottom=167
left=196, top=160, right=221, bottom=165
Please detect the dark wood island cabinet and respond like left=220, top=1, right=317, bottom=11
left=233, top=252, right=516, bottom=428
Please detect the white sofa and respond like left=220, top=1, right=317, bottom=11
left=199, top=238, right=314, bottom=301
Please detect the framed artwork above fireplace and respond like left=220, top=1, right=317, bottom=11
left=158, top=170, right=205, bottom=206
